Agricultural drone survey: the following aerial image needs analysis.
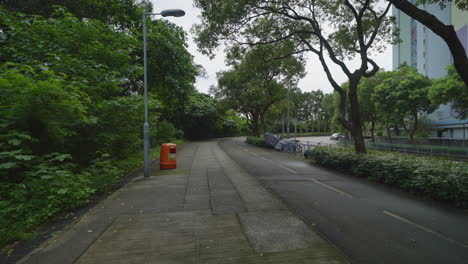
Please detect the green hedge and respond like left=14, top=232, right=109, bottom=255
left=308, top=147, right=468, bottom=207
left=246, top=136, right=271, bottom=148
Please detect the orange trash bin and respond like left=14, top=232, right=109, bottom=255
left=160, top=143, right=177, bottom=170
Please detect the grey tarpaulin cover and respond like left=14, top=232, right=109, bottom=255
left=274, top=139, right=298, bottom=153
left=264, top=133, right=281, bottom=147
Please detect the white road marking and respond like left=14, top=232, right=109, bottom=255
left=383, top=210, right=468, bottom=249
left=260, top=157, right=297, bottom=173
left=279, top=164, right=297, bottom=174
left=311, top=179, right=353, bottom=198
left=250, top=152, right=258, bottom=156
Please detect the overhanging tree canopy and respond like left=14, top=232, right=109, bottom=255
left=213, top=42, right=305, bottom=136
left=194, top=0, right=397, bottom=152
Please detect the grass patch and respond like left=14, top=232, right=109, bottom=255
left=308, top=147, right=468, bottom=207
left=246, top=136, right=271, bottom=148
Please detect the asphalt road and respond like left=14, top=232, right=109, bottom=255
left=220, top=138, right=468, bottom=264
left=295, top=136, right=338, bottom=146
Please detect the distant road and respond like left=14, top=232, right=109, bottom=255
left=293, top=135, right=338, bottom=145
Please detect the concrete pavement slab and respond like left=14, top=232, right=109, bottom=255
left=238, top=211, right=326, bottom=253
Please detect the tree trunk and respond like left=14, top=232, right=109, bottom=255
left=251, top=115, right=261, bottom=137
left=386, top=125, right=392, bottom=138
left=348, top=80, right=367, bottom=153
left=390, top=0, right=468, bottom=88
left=371, top=120, right=376, bottom=143
left=408, top=113, right=418, bottom=143
left=394, top=125, right=400, bottom=136
left=260, top=116, right=267, bottom=135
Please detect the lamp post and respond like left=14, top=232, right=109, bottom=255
left=287, top=85, right=290, bottom=138
left=143, top=8, right=185, bottom=178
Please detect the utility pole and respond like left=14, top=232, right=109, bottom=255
left=287, top=85, right=290, bottom=138
left=282, top=114, right=285, bottom=137
left=294, top=118, right=297, bottom=140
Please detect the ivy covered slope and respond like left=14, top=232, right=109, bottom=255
left=308, top=147, right=468, bottom=207
left=0, top=5, right=194, bottom=247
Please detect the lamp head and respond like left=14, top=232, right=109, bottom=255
left=160, top=9, right=185, bottom=17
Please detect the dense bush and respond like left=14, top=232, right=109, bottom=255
left=308, top=147, right=468, bottom=207
left=0, top=7, right=188, bottom=247
left=246, top=136, right=271, bottom=148
left=0, top=151, right=96, bottom=245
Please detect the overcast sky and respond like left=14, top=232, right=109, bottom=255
left=152, top=0, right=393, bottom=94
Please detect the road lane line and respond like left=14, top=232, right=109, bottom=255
left=311, top=179, right=353, bottom=198
left=383, top=210, right=468, bottom=249
left=249, top=152, right=258, bottom=156
left=259, top=157, right=297, bottom=174
left=261, top=157, right=274, bottom=163
left=279, top=164, right=297, bottom=174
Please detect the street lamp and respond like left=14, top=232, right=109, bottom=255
left=143, top=8, right=185, bottom=178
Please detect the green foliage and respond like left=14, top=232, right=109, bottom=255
left=417, top=0, right=468, bottom=10
left=246, top=136, right=271, bottom=148
left=1, top=0, right=145, bottom=30
left=308, top=147, right=468, bottom=207
left=155, top=120, right=184, bottom=143
left=373, top=65, right=436, bottom=140
left=83, top=153, right=124, bottom=193
left=214, top=43, right=304, bottom=136
left=0, top=152, right=95, bottom=246
left=0, top=7, right=193, bottom=247
left=181, top=92, right=218, bottom=139
left=145, top=19, right=198, bottom=121
left=429, top=65, right=468, bottom=119
left=0, top=7, right=139, bottom=99
left=0, top=65, right=87, bottom=154
left=216, top=109, right=246, bottom=137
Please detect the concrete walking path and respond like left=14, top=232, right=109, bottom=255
left=19, top=141, right=348, bottom=264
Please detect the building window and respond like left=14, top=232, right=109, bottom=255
left=411, top=19, right=417, bottom=67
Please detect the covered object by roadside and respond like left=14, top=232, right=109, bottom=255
left=274, top=139, right=299, bottom=153
left=264, top=133, right=281, bottom=147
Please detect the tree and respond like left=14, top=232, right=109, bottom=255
left=0, top=6, right=139, bottom=99
left=429, top=64, right=468, bottom=118
left=0, top=0, right=146, bottom=30
left=358, top=71, right=392, bottom=141
left=388, top=0, right=468, bottom=88
left=213, top=43, right=305, bottom=136
left=373, top=66, right=436, bottom=141
left=194, top=0, right=396, bottom=153
left=143, top=19, right=198, bottom=123
left=181, top=92, right=218, bottom=139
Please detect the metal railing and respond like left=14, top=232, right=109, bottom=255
left=339, top=138, right=468, bottom=158
left=294, top=137, right=468, bottom=159
left=294, top=140, right=337, bottom=157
